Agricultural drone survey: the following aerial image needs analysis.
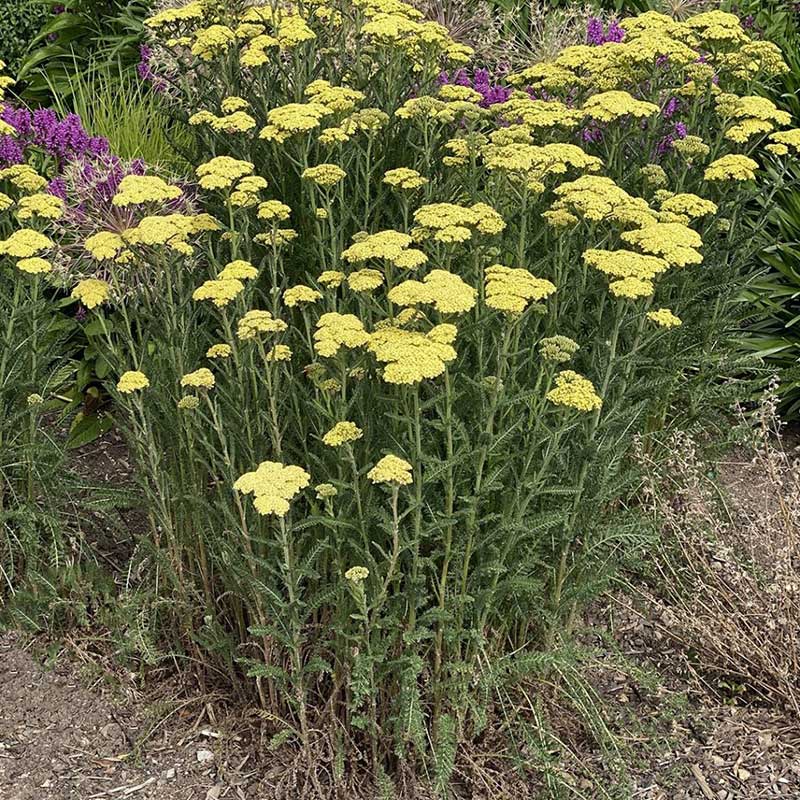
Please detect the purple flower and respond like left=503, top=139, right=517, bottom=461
left=675, top=122, right=687, bottom=139
left=582, top=126, right=603, bottom=143
left=587, top=17, right=605, bottom=45
left=587, top=17, right=625, bottom=45
left=438, top=68, right=511, bottom=107
left=0, top=135, right=24, bottom=165
left=663, top=97, right=679, bottom=119
left=47, top=178, right=67, bottom=199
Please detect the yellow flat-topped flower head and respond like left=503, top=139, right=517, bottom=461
left=316, top=483, right=338, bottom=500
left=322, top=421, right=364, bottom=447
left=181, top=368, right=215, bottom=389
left=546, top=370, right=602, bottom=412
left=117, top=370, right=150, bottom=393
left=112, top=175, right=181, bottom=207
left=0, top=229, right=53, bottom=258
left=621, top=223, right=703, bottom=267
left=318, top=270, right=345, bottom=288
left=314, top=313, right=369, bottom=357
left=197, top=156, right=254, bottom=190
left=348, top=268, right=384, bottom=292
left=266, top=344, right=292, bottom=362
left=302, top=163, right=347, bottom=187
left=16, top=192, right=64, bottom=220
left=16, top=257, right=52, bottom=274
left=237, top=309, right=288, bottom=339
left=72, top=278, right=110, bottom=309
left=85, top=232, right=128, bottom=261
left=234, top=460, right=311, bottom=516
left=539, top=336, right=580, bottom=364
left=345, top=565, right=369, bottom=582
left=388, top=270, right=476, bottom=314
left=609, top=277, right=654, bottom=299
left=219, top=260, right=258, bottom=280
left=193, top=278, right=245, bottom=307
left=368, top=324, right=457, bottom=384
left=383, top=167, right=428, bottom=189
left=206, top=343, right=233, bottom=359
left=647, top=308, right=682, bottom=328
left=257, top=200, right=291, bottom=222
left=485, top=265, right=556, bottom=315
left=368, top=454, right=413, bottom=486
left=704, top=154, right=758, bottom=182
left=284, top=284, right=322, bottom=307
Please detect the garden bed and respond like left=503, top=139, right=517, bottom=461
left=2, top=437, right=798, bottom=799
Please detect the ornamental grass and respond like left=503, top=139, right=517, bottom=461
left=0, top=3, right=797, bottom=788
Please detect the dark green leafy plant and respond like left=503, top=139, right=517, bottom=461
left=0, top=0, right=49, bottom=75
left=18, top=0, right=152, bottom=103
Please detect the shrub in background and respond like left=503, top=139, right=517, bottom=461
left=0, top=2, right=795, bottom=791
left=0, top=0, right=49, bottom=76
left=18, top=0, right=152, bottom=103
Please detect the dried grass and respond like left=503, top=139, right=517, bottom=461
left=635, top=389, right=800, bottom=715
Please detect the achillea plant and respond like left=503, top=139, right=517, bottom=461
left=1, top=4, right=797, bottom=790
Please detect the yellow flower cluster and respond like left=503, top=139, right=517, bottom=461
left=117, top=370, right=150, bottom=393
left=583, top=249, right=669, bottom=281
left=124, top=213, right=219, bottom=255
left=766, top=128, right=800, bottom=156
left=189, top=109, right=257, bottom=134
left=193, top=278, right=245, bottom=307
left=207, top=343, right=232, bottom=359
left=219, top=260, right=258, bottom=280
left=0, top=229, right=53, bottom=258
left=191, top=24, right=236, bottom=61
left=237, top=310, right=288, bottom=339
left=305, top=80, right=364, bottom=113
left=357, top=0, right=472, bottom=66
left=0, top=165, right=47, bottom=192
left=257, top=200, right=292, bottom=222
left=342, top=230, right=427, bottom=270
left=112, top=175, right=181, bottom=207
left=483, top=142, right=602, bottom=187
left=181, top=368, right=215, bottom=389
left=322, top=421, right=364, bottom=447
left=703, top=154, right=758, bottom=182
left=621, top=223, right=703, bottom=267
left=367, top=453, right=413, bottom=485
left=85, top=231, right=129, bottom=262
left=368, top=324, right=457, bottom=384
left=388, top=270, right=476, bottom=314
left=494, top=96, right=582, bottom=130
left=234, top=461, right=311, bottom=516
left=551, top=176, right=656, bottom=228
left=16, top=257, right=52, bottom=274
left=581, top=91, right=659, bottom=123
left=16, top=192, right=64, bottom=221
left=302, top=164, right=347, bottom=187
left=412, top=202, right=505, bottom=243
left=609, top=277, right=654, bottom=300
left=284, top=284, right=322, bottom=307
left=539, top=336, right=580, bottom=364
left=658, top=193, right=718, bottom=223
left=546, top=370, right=602, bottom=412
left=348, top=269, right=384, bottom=292
left=260, top=102, right=332, bottom=143
left=383, top=168, right=428, bottom=190
left=197, top=157, right=255, bottom=190
left=485, top=265, right=556, bottom=315
left=72, top=278, right=110, bottom=309
left=647, top=308, right=682, bottom=328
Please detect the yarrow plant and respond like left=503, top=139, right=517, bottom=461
left=2, top=4, right=797, bottom=791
